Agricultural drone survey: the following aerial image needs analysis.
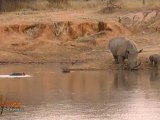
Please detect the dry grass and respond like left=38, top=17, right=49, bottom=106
left=121, top=0, right=160, bottom=9
left=0, top=0, right=160, bottom=12
left=68, top=0, right=160, bottom=10
left=69, top=0, right=107, bottom=9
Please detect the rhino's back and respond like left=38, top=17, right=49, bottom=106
left=109, top=37, right=127, bottom=48
left=109, top=37, right=128, bottom=55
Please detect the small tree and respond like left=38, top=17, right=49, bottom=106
left=108, top=0, right=118, bottom=4
left=0, top=0, right=35, bottom=12
left=105, top=0, right=121, bottom=13
left=142, top=0, right=145, bottom=6
left=47, top=0, right=69, bottom=5
left=0, top=0, right=4, bottom=12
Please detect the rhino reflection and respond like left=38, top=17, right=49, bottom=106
left=62, top=71, right=141, bottom=101
left=113, top=70, right=138, bottom=90
left=150, top=70, right=160, bottom=81
left=149, top=70, right=160, bottom=100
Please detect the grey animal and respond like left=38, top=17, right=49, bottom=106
left=149, top=54, right=160, bottom=67
left=109, top=37, right=143, bottom=70
left=10, top=72, right=25, bottom=76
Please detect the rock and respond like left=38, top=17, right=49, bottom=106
left=62, top=67, right=70, bottom=73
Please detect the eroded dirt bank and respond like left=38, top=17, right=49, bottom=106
left=0, top=9, right=160, bottom=70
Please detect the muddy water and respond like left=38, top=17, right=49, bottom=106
left=0, top=64, right=160, bottom=120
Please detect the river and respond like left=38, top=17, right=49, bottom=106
left=0, top=64, right=160, bottom=120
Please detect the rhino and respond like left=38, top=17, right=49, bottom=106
left=109, top=37, right=143, bottom=70
left=149, top=54, right=160, bottom=67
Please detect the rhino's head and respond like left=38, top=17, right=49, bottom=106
left=127, top=49, right=143, bottom=70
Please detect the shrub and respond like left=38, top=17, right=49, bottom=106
left=0, top=0, right=35, bottom=12
left=47, top=0, right=69, bottom=5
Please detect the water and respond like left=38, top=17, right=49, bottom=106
left=0, top=64, right=160, bottom=120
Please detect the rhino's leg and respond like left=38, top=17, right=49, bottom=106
left=118, top=56, right=125, bottom=69
left=157, top=63, right=160, bottom=69
left=151, top=60, right=154, bottom=66
left=150, top=60, right=154, bottom=66
left=118, top=56, right=125, bottom=63
left=149, top=56, right=154, bottom=66
left=150, top=57, right=157, bottom=66
left=113, top=55, right=119, bottom=64
left=154, top=61, right=158, bottom=67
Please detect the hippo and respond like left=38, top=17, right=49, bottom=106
left=10, top=72, right=25, bottom=76
left=149, top=54, right=160, bottom=67
left=109, top=37, right=143, bottom=70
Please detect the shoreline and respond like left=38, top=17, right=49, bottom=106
left=0, top=59, right=158, bottom=71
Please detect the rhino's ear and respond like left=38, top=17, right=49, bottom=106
left=138, top=49, right=143, bottom=53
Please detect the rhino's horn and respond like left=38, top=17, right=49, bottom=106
left=134, top=62, right=141, bottom=68
left=131, top=62, right=141, bottom=70
left=137, top=61, right=141, bottom=67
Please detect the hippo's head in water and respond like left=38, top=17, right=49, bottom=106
left=10, top=72, right=25, bottom=76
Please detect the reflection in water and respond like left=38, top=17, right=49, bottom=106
left=0, top=64, right=160, bottom=119
left=113, top=70, right=139, bottom=90
left=150, top=70, right=160, bottom=81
